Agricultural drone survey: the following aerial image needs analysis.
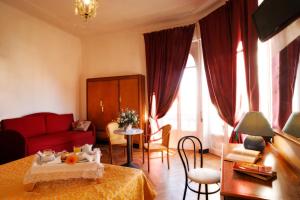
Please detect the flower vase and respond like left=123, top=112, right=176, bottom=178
left=125, top=124, right=132, bottom=132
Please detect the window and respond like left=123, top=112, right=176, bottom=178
left=156, top=40, right=202, bottom=148
left=236, top=42, right=249, bottom=120
left=202, top=41, right=249, bottom=155
left=159, top=42, right=200, bottom=134
left=179, top=55, right=198, bottom=131
left=159, top=54, right=199, bottom=132
left=258, top=40, right=272, bottom=122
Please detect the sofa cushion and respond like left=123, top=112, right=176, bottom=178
left=27, top=132, right=72, bottom=155
left=72, top=120, right=91, bottom=131
left=46, top=114, right=73, bottom=134
left=1, top=116, right=46, bottom=138
left=69, top=131, right=95, bottom=146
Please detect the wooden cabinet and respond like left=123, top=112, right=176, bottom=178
left=87, top=80, right=119, bottom=132
left=87, top=75, right=145, bottom=146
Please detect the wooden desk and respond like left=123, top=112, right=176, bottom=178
left=221, top=144, right=300, bottom=200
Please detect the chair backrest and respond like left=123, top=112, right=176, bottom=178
left=106, top=122, right=124, bottom=142
left=161, top=124, right=172, bottom=148
left=177, top=136, right=203, bottom=176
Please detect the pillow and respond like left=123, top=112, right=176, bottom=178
left=72, top=120, right=91, bottom=132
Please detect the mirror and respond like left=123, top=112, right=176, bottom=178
left=277, top=35, right=300, bottom=140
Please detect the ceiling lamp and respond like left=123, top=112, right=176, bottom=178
left=74, top=0, right=98, bottom=21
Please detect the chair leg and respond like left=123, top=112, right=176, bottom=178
left=109, top=145, right=113, bottom=164
left=167, top=149, right=170, bottom=170
left=147, top=149, right=150, bottom=172
left=197, top=184, right=201, bottom=200
left=161, top=151, right=164, bottom=163
left=131, top=143, right=133, bottom=160
left=142, top=148, right=145, bottom=164
left=205, top=184, right=208, bottom=200
left=183, top=181, right=188, bottom=200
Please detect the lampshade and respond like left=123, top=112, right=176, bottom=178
left=234, top=112, right=274, bottom=137
left=283, top=112, right=300, bottom=138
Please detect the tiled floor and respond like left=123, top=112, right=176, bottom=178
left=97, top=144, right=221, bottom=200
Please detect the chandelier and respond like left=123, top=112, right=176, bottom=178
left=74, top=0, right=98, bottom=21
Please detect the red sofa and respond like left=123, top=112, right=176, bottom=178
left=0, top=113, right=95, bottom=156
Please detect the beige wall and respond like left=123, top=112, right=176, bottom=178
left=0, top=2, right=82, bottom=120
left=3, top=0, right=298, bottom=124
left=79, top=31, right=146, bottom=118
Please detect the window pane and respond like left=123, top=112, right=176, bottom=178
left=180, top=67, right=197, bottom=131
left=159, top=99, right=178, bottom=129
left=186, top=54, right=196, bottom=68
left=202, top=63, right=225, bottom=135
left=236, top=42, right=249, bottom=120
left=258, top=40, right=272, bottom=122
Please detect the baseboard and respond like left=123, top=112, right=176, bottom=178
left=95, top=140, right=140, bottom=148
left=199, top=148, right=209, bottom=154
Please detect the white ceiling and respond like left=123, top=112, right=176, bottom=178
left=2, top=0, right=223, bottom=37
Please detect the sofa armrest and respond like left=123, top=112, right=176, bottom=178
left=0, top=130, right=26, bottom=164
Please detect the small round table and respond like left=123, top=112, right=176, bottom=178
left=113, top=128, right=143, bottom=168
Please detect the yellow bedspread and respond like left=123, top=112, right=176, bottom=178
left=0, top=156, right=156, bottom=200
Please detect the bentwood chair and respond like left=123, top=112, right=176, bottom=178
left=177, top=136, right=220, bottom=200
left=143, top=124, right=172, bottom=172
left=106, top=122, right=127, bottom=164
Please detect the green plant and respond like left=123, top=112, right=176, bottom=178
left=117, top=109, right=139, bottom=128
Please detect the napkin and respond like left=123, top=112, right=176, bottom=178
left=46, top=156, right=62, bottom=164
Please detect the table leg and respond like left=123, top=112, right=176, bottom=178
left=122, top=135, right=139, bottom=168
left=127, top=135, right=132, bottom=163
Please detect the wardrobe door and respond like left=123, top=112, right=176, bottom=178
left=119, top=76, right=145, bottom=146
left=119, top=78, right=139, bottom=112
left=119, top=78, right=140, bottom=145
left=87, top=80, right=119, bottom=137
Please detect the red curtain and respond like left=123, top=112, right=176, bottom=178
left=200, top=0, right=258, bottom=143
left=273, top=36, right=300, bottom=129
left=144, top=24, right=195, bottom=120
left=241, top=0, right=259, bottom=111
left=200, top=5, right=237, bottom=137
left=230, top=0, right=259, bottom=142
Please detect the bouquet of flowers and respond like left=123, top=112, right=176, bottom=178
left=117, top=109, right=139, bottom=129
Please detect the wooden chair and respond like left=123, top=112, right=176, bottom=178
left=177, top=136, right=220, bottom=200
left=142, top=124, right=172, bottom=172
left=106, top=122, right=127, bottom=164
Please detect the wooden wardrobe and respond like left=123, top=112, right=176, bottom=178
left=86, top=75, right=146, bottom=147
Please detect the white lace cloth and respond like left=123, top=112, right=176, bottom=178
left=23, top=150, right=104, bottom=185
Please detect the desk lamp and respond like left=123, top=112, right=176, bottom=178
left=234, top=112, right=274, bottom=151
left=283, top=112, right=300, bottom=138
